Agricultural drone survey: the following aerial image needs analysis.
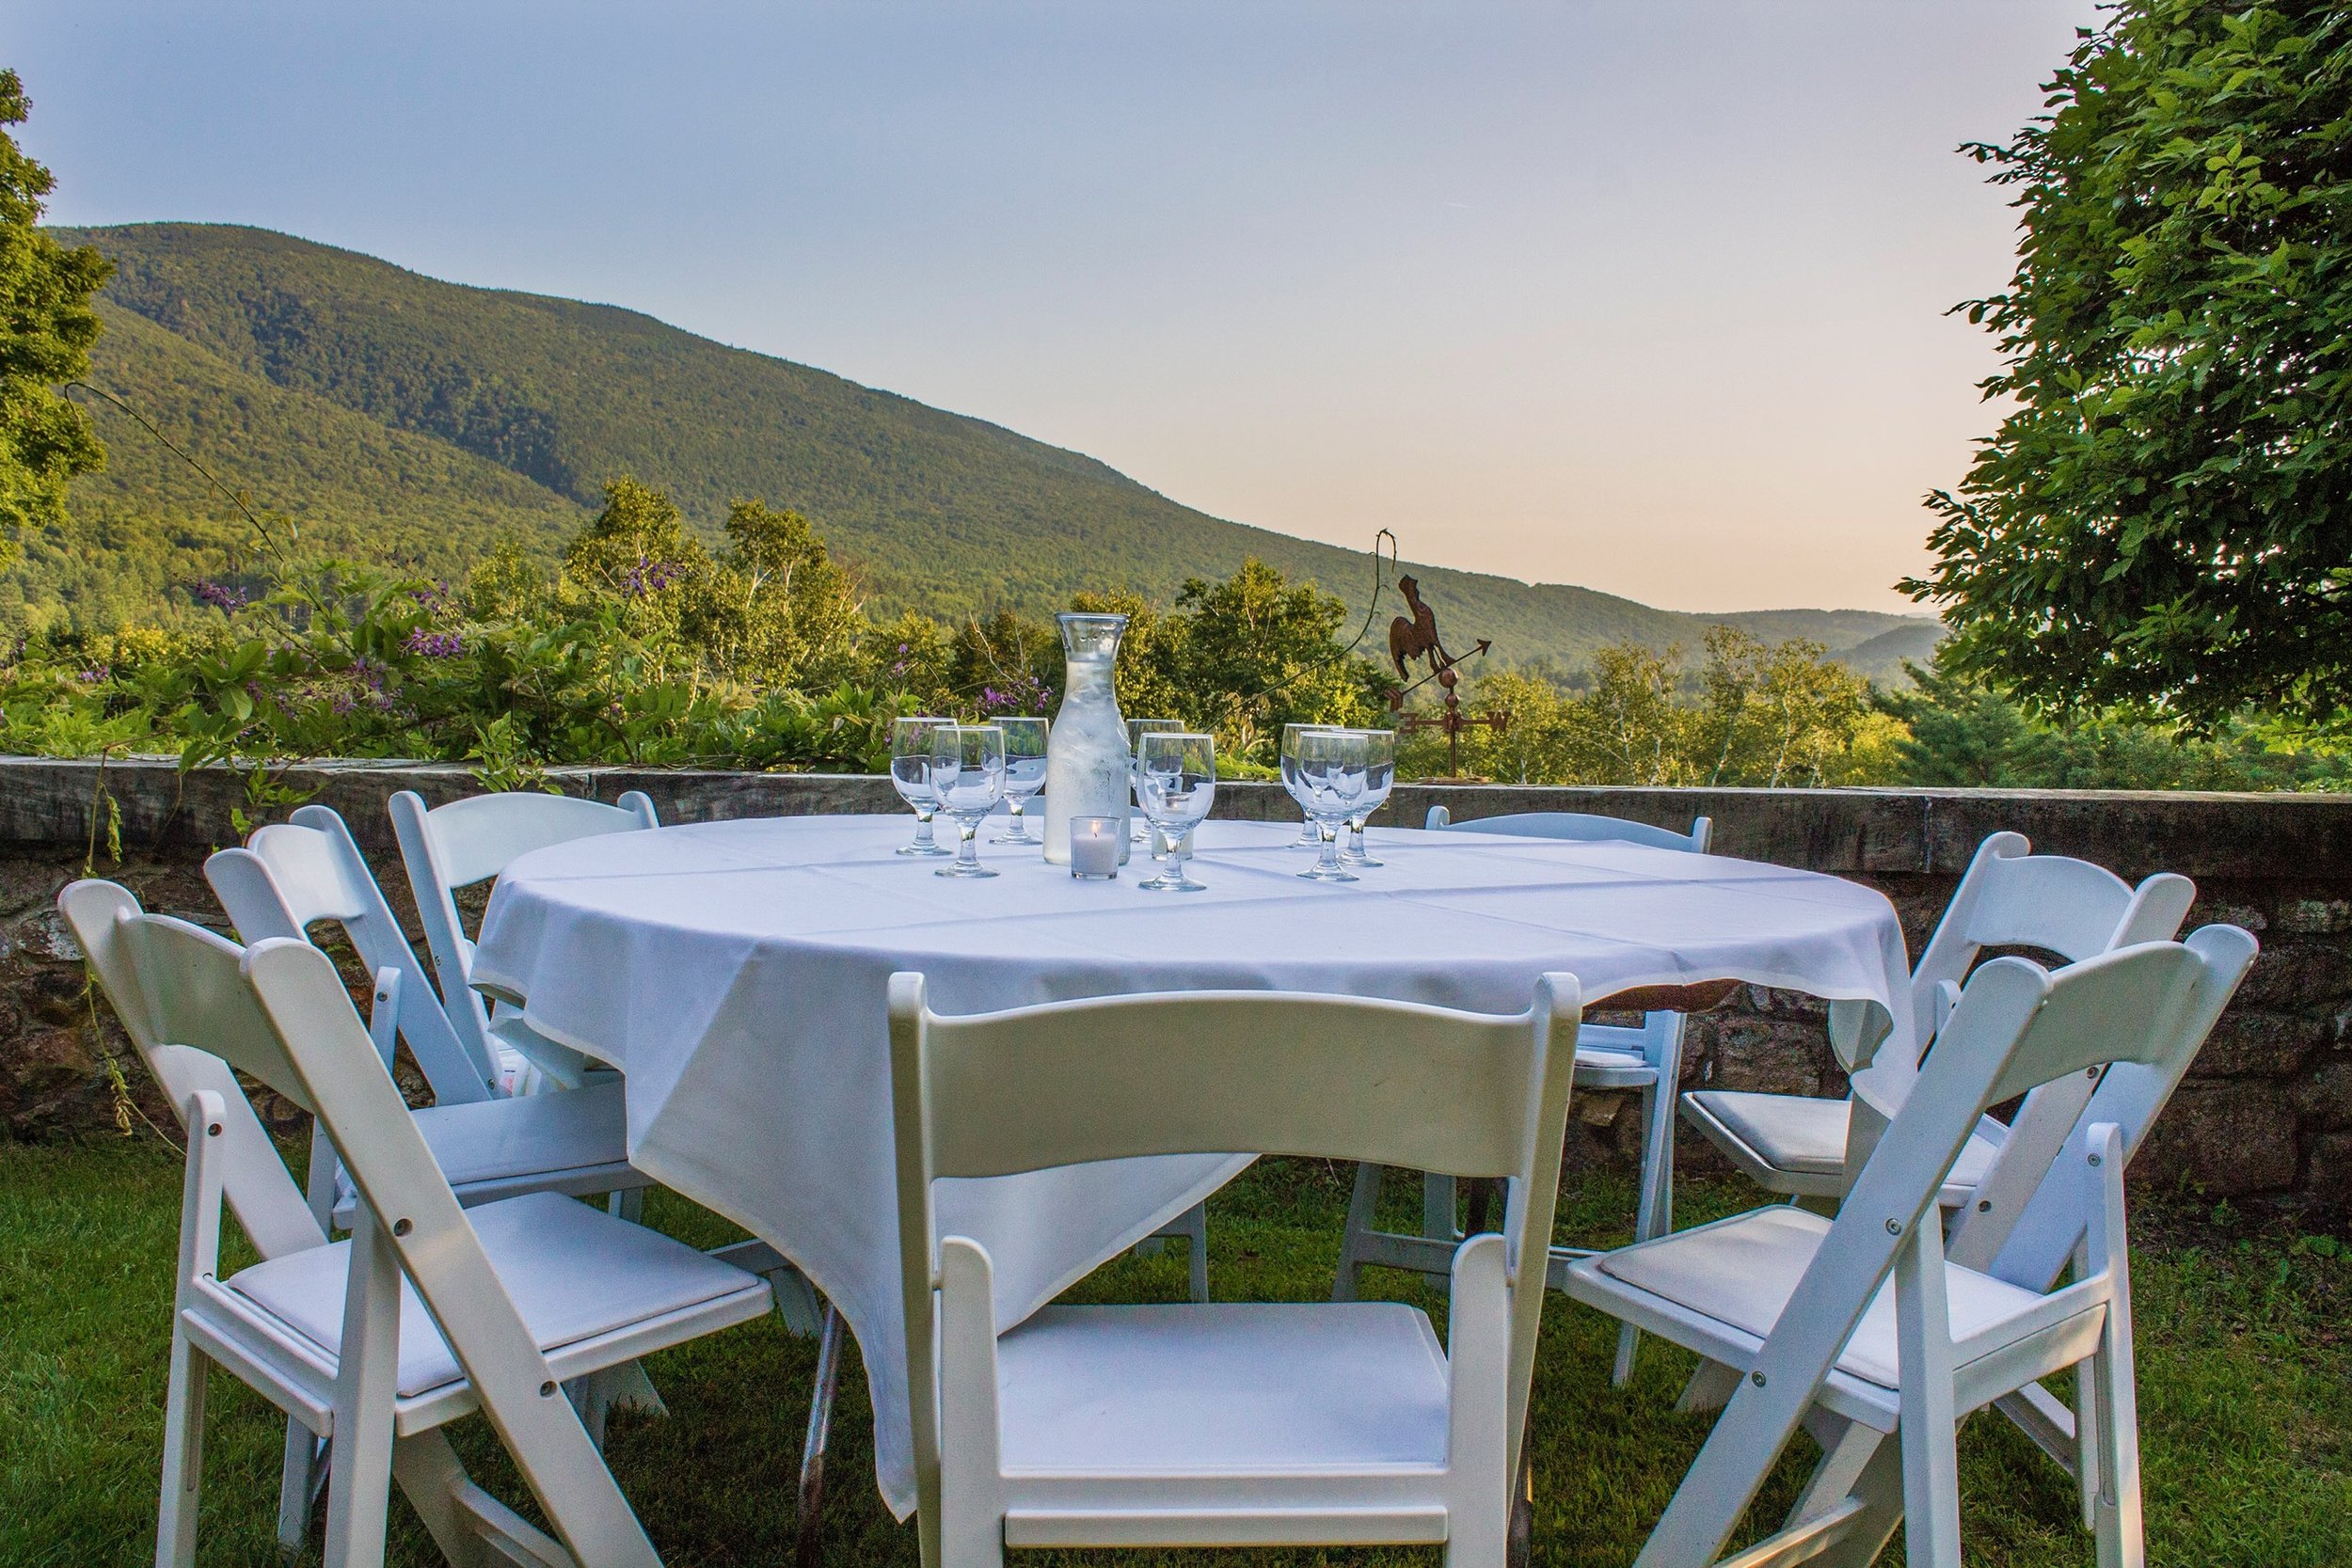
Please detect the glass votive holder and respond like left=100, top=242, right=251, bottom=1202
left=1071, top=816, right=1120, bottom=879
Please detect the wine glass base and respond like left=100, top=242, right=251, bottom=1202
left=993, top=826, right=1039, bottom=845
left=935, top=863, right=999, bottom=879
left=1340, top=854, right=1385, bottom=868
left=898, top=841, right=954, bottom=857
left=1297, top=864, right=1359, bottom=883
left=1138, top=875, right=1206, bottom=892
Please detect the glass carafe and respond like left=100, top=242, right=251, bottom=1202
left=1043, top=612, right=1133, bottom=865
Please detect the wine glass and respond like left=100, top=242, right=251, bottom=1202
left=1127, top=718, right=1182, bottom=842
left=930, top=723, right=1008, bottom=878
left=890, top=716, right=954, bottom=856
left=1340, top=729, right=1397, bottom=868
left=993, top=716, right=1049, bottom=844
left=1279, top=722, right=1339, bottom=847
left=1294, top=729, right=1369, bottom=882
left=1135, top=732, right=1216, bottom=892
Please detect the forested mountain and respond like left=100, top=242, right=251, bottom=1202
left=41, top=222, right=1933, bottom=671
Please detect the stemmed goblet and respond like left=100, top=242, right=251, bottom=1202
left=1279, top=722, right=1338, bottom=847
left=1294, top=729, right=1369, bottom=882
left=930, top=723, right=1008, bottom=878
left=890, top=716, right=954, bottom=856
left=1135, top=732, right=1216, bottom=892
left=1340, top=729, right=1397, bottom=867
left=1127, top=718, right=1182, bottom=842
left=993, top=716, right=1050, bottom=844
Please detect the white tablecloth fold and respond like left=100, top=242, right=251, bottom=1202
left=471, top=814, right=1912, bottom=1516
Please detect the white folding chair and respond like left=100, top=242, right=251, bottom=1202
left=1334, top=804, right=1710, bottom=1385
left=207, top=804, right=650, bottom=1234
left=390, top=787, right=658, bottom=1092
left=1565, top=926, right=2254, bottom=1568
left=891, top=971, right=1581, bottom=1567
left=1133, top=1199, right=1210, bottom=1303
left=1680, top=831, right=2194, bottom=1208
left=64, top=879, right=775, bottom=1568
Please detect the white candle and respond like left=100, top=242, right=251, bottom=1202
left=1071, top=816, right=1120, bottom=879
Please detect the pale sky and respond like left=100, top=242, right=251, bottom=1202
left=11, top=1, right=2099, bottom=613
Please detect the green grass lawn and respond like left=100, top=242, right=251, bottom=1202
left=4, top=1137, right=2345, bottom=1567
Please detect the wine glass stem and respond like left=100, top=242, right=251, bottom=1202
left=914, top=810, right=937, bottom=847
left=1318, top=820, right=1344, bottom=876
left=958, top=818, right=979, bottom=869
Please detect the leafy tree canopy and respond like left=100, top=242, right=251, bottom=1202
left=1906, top=3, right=2352, bottom=728
left=0, top=71, right=111, bottom=567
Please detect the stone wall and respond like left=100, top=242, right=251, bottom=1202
left=6, top=757, right=2346, bottom=1215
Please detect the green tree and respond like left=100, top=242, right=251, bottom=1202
left=1160, top=558, right=1390, bottom=763
left=0, top=71, right=112, bottom=567
left=1906, top=4, right=2352, bottom=727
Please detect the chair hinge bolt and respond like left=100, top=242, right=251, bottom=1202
left=1751, top=1370, right=1767, bottom=1386
left=1884, top=1218, right=1902, bottom=1235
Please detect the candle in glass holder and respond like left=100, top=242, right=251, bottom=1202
left=1071, top=816, right=1120, bottom=879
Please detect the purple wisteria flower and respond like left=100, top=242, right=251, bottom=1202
left=619, top=556, right=682, bottom=598
left=76, top=665, right=109, bottom=683
left=189, top=578, right=251, bottom=611
left=404, top=628, right=465, bottom=658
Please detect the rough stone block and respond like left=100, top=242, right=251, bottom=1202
left=2133, top=1081, right=2297, bottom=1197
left=1695, top=1015, right=1833, bottom=1098
left=2194, top=1010, right=2326, bottom=1078
left=2234, top=943, right=2352, bottom=1010
left=2292, top=1055, right=2352, bottom=1132
left=2278, top=898, right=2352, bottom=936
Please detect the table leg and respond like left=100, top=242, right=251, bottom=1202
left=795, top=1303, right=845, bottom=1568
left=1508, top=1440, right=1534, bottom=1568
left=1463, top=1176, right=1499, bottom=1238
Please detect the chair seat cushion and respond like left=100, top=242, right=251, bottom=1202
left=227, top=1192, right=764, bottom=1399
left=1594, top=1206, right=2045, bottom=1387
left=995, top=1302, right=1451, bottom=1475
left=414, top=1079, right=630, bottom=1188
left=1686, top=1090, right=2000, bottom=1188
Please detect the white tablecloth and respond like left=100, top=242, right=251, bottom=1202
left=470, top=814, right=1912, bottom=1515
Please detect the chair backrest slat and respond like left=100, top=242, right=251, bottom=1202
left=1960, top=924, right=2257, bottom=1287
left=209, top=804, right=499, bottom=1102
left=911, top=986, right=1566, bottom=1180
left=390, top=788, right=659, bottom=1073
left=394, top=789, right=660, bottom=893
left=60, top=879, right=325, bottom=1259
left=1847, top=833, right=2194, bottom=1119
left=1424, top=805, right=1711, bottom=855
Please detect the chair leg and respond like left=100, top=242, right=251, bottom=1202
left=275, top=1422, right=325, bottom=1558
left=1185, top=1207, right=1209, bottom=1304
left=1505, top=1441, right=1534, bottom=1568
left=1332, top=1162, right=1384, bottom=1302
left=1613, top=1075, right=1676, bottom=1386
left=2090, top=1329, right=2146, bottom=1568
left=1804, top=1435, right=1910, bottom=1568
left=155, top=1334, right=209, bottom=1568
left=1424, top=1171, right=1458, bottom=1243
left=2075, top=1358, right=2104, bottom=1532
left=796, top=1303, right=846, bottom=1568
left=325, top=1212, right=402, bottom=1568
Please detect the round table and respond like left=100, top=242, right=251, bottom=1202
left=470, top=813, right=1913, bottom=1516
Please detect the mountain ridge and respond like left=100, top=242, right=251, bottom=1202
left=45, top=222, right=1937, bottom=676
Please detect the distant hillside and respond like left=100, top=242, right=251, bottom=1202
left=42, top=222, right=1936, bottom=672
left=16, top=301, right=583, bottom=631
